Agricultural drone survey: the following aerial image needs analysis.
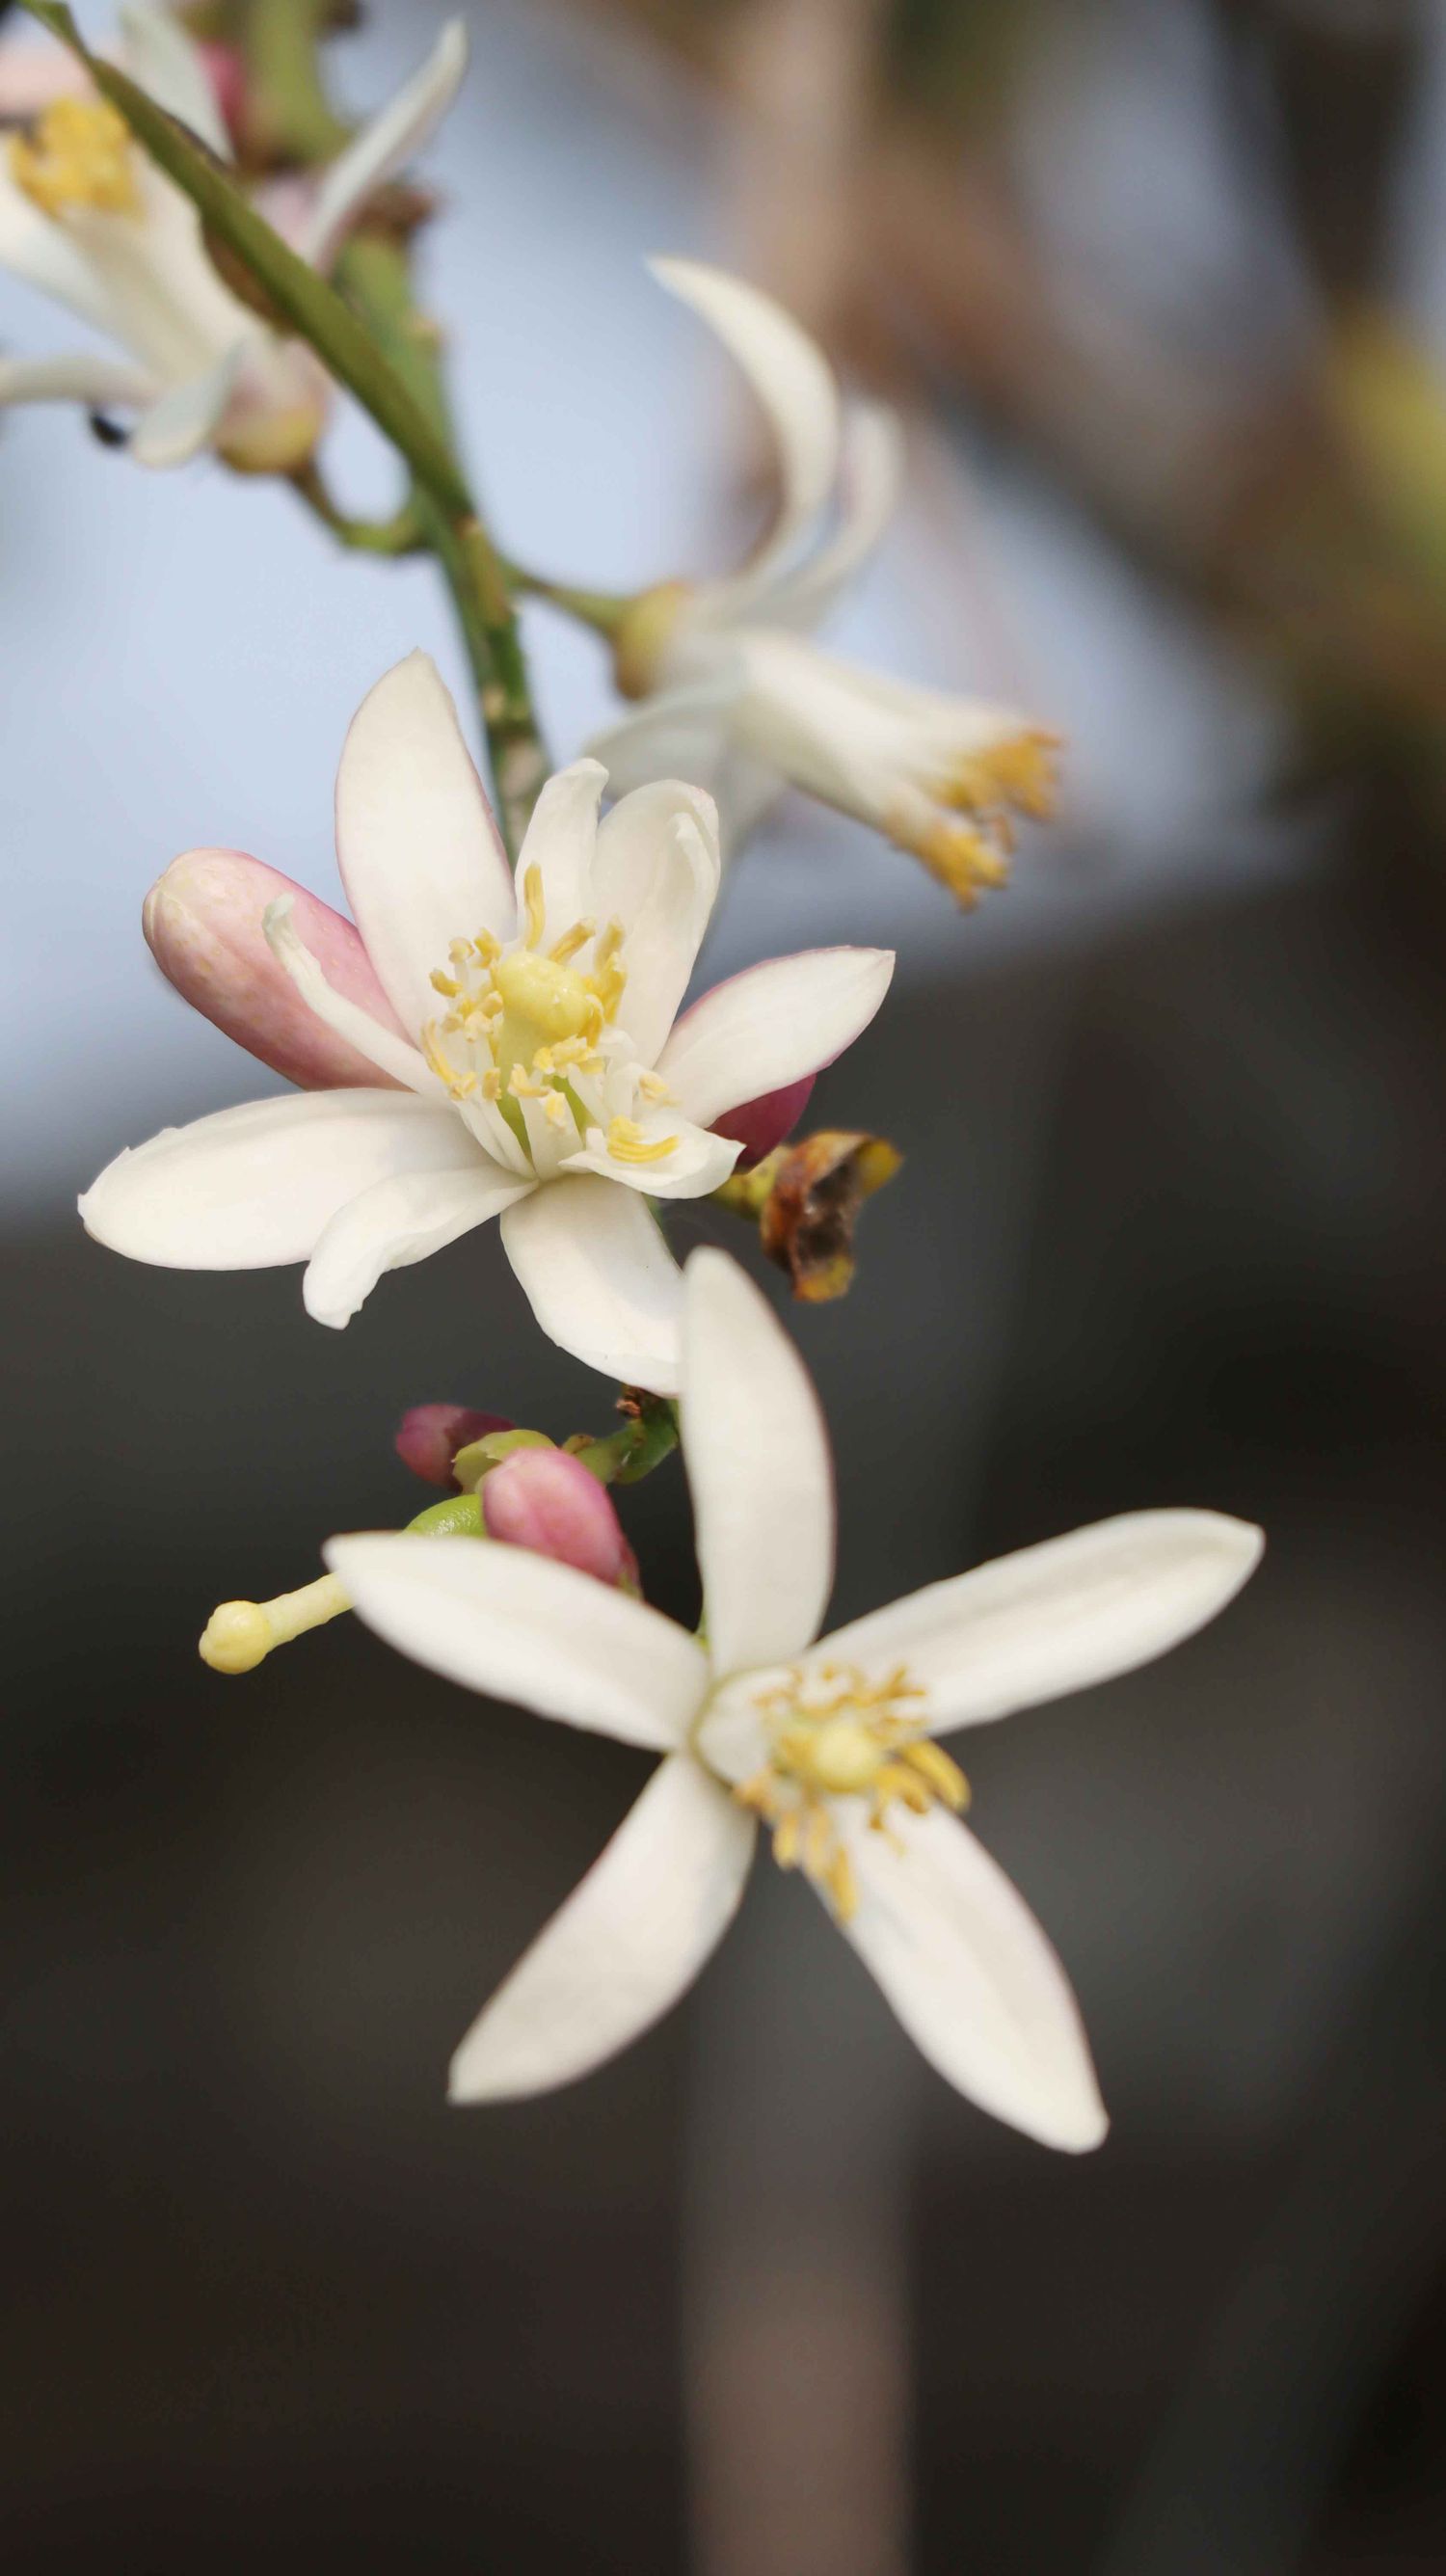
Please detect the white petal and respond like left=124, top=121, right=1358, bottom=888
left=0, top=351, right=156, bottom=413
left=264, top=897, right=439, bottom=1093
left=585, top=680, right=735, bottom=802
left=561, top=1109, right=739, bottom=1202
left=120, top=3, right=231, bottom=156
left=651, top=257, right=840, bottom=596
left=79, top=1090, right=466, bottom=1270
left=513, top=758, right=605, bottom=939
left=820, top=1512, right=1266, bottom=1737
left=500, top=1175, right=684, bottom=1393
left=296, top=19, right=469, bottom=275
left=590, top=784, right=721, bottom=1064
left=128, top=340, right=246, bottom=469
left=303, top=1159, right=529, bottom=1328
left=335, top=652, right=514, bottom=1035
left=325, top=1533, right=709, bottom=1749
left=836, top=1808, right=1107, bottom=2152
left=658, top=946, right=894, bottom=1130
left=448, top=1755, right=754, bottom=2102
left=762, top=402, right=903, bottom=631
left=681, top=1248, right=833, bottom=1674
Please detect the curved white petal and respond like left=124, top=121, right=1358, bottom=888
left=79, top=1090, right=466, bottom=1270
left=562, top=1108, right=739, bottom=1203
left=681, top=1248, right=833, bottom=1675
left=120, top=3, right=231, bottom=157
left=651, top=257, right=840, bottom=598
left=264, top=897, right=438, bottom=1093
left=303, top=1158, right=529, bottom=1328
left=335, top=652, right=514, bottom=1035
left=128, top=340, right=246, bottom=469
left=820, top=1512, right=1266, bottom=1737
left=0, top=351, right=156, bottom=413
left=590, top=785, right=721, bottom=1065
left=835, top=1807, right=1107, bottom=2152
left=500, top=1174, right=684, bottom=1393
left=513, top=758, right=605, bottom=940
left=763, top=402, right=903, bottom=631
left=297, top=18, right=469, bottom=275
left=585, top=680, right=735, bottom=803
left=325, top=1533, right=709, bottom=1750
left=659, top=946, right=894, bottom=1130
left=448, top=1755, right=754, bottom=2103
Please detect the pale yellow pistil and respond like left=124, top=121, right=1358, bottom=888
left=420, top=866, right=630, bottom=1148
left=736, top=1662, right=967, bottom=1919
left=10, top=96, right=140, bottom=219
left=200, top=1573, right=350, bottom=1675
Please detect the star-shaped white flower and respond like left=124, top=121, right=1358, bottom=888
left=588, top=261, right=1059, bottom=904
left=0, top=9, right=467, bottom=471
left=328, top=1249, right=1263, bottom=2148
left=80, top=653, right=893, bottom=1391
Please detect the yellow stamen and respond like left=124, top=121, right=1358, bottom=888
left=430, top=969, right=462, bottom=997
left=637, top=1070, right=673, bottom=1102
left=543, top=1087, right=570, bottom=1129
left=773, top=1809, right=802, bottom=1869
left=586, top=919, right=628, bottom=1021
left=827, top=1846, right=859, bottom=1921
left=549, top=918, right=595, bottom=965
left=900, top=1739, right=970, bottom=1810
left=605, top=1116, right=679, bottom=1165
left=10, top=97, right=140, bottom=219
left=522, top=863, right=547, bottom=950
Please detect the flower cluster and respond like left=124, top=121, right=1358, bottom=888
left=9, top=0, right=1271, bottom=2155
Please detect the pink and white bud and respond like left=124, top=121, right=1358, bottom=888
left=395, top=1404, right=512, bottom=1489
left=712, top=1073, right=815, bottom=1167
left=482, top=1448, right=636, bottom=1589
left=144, top=848, right=408, bottom=1089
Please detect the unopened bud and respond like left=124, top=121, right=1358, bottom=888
left=395, top=1403, right=512, bottom=1489
left=145, top=848, right=408, bottom=1090
left=712, top=1073, right=815, bottom=1167
left=482, top=1447, right=637, bottom=1589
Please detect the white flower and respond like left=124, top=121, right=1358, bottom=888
left=588, top=260, right=1059, bottom=904
left=80, top=653, right=894, bottom=1391
left=0, top=8, right=468, bottom=471
left=327, top=1249, right=1263, bottom=2148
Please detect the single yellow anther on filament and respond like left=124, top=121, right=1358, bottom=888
left=549, top=919, right=594, bottom=965
left=586, top=919, right=628, bottom=1022
left=10, top=96, right=140, bottom=218
left=522, top=863, right=547, bottom=951
left=200, top=1573, right=351, bottom=1675
left=606, top=1116, right=679, bottom=1165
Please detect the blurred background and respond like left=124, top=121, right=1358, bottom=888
left=4, top=0, right=1446, bottom=2566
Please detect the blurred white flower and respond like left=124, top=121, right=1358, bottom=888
left=329, top=1248, right=1263, bottom=2147
left=0, top=8, right=467, bottom=470
left=80, top=653, right=893, bottom=1389
left=590, top=261, right=1059, bottom=900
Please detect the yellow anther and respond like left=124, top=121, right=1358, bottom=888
left=873, top=1761, right=932, bottom=1818
left=827, top=1845, right=859, bottom=1921
left=508, top=1065, right=547, bottom=1099
left=549, top=918, right=594, bottom=965
left=772, top=1809, right=802, bottom=1869
left=802, top=1806, right=835, bottom=1882
left=637, top=1070, right=673, bottom=1103
left=10, top=97, right=139, bottom=219
left=543, top=1087, right=570, bottom=1129
left=605, top=1117, right=679, bottom=1166
left=473, top=929, right=502, bottom=965
left=736, top=1769, right=781, bottom=1821
left=420, top=1021, right=466, bottom=1096
left=430, top=969, right=462, bottom=997
left=900, top=1739, right=970, bottom=1810
left=448, top=937, right=476, bottom=968
left=480, top=1068, right=501, bottom=1100
left=904, top=815, right=1011, bottom=908
left=585, top=919, right=628, bottom=1021
left=522, top=863, right=547, bottom=950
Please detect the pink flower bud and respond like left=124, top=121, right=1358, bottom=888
left=712, top=1073, right=816, bottom=1167
left=144, top=848, right=408, bottom=1090
left=199, top=42, right=247, bottom=141
left=482, top=1449, right=636, bottom=1589
left=395, top=1405, right=512, bottom=1489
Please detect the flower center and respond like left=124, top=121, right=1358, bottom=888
left=10, top=97, right=140, bottom=219
left=420, top=862, right=629, bottom=1146
left=733, top=1661, right=967, bottom=1919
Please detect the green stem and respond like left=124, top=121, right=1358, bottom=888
left=572, top=1395, right=681, bottom=1488
left=240, top=0, right=350, bottom=163
left=288, top=457, right=424, bottom=554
